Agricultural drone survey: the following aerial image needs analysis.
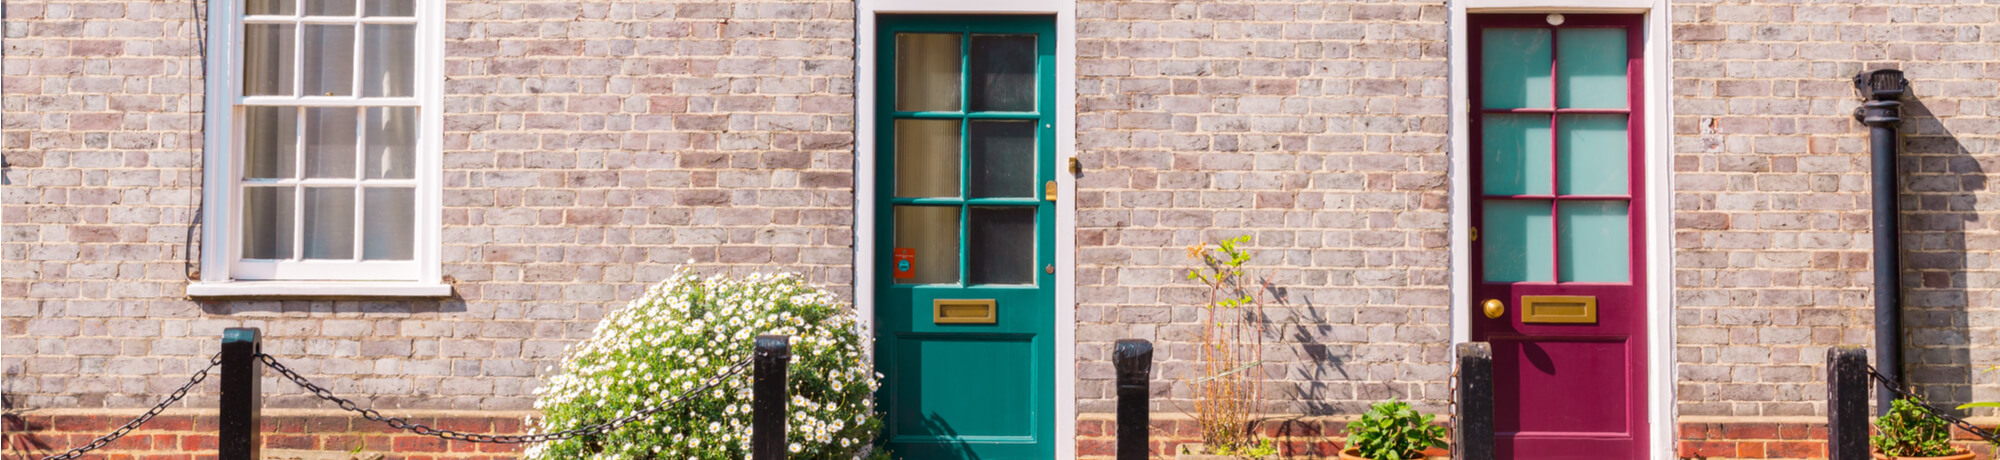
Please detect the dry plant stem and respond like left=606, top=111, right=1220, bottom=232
left=1185, top=239, right=1270, bottom=453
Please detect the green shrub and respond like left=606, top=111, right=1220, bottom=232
left=526, top=268, right=880, bottom=460
left=1345, top=399, right=1447, bottom=460
left=1872, top=396, right=1957, bottom=457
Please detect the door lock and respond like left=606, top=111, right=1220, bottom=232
left=1482, top=299, right=1506, bottom=319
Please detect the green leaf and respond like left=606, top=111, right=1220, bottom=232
left=1956, top=401, right=2000, bottom=410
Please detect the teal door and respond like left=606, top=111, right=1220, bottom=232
left=873, top=15, right=1057, bottom=460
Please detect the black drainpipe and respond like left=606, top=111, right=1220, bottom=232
left=1853, top=69, right=1907, bottom=414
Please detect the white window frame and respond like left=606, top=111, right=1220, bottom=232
left=192, top=0, right=447, bottom=297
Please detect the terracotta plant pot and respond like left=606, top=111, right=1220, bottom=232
left=1872, top=447, right=1977, bottom=460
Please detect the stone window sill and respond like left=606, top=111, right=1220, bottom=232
left=186, top=281, right=453, bottom=299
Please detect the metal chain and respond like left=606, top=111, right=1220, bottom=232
left=40, top=353, right=222, bottom=460
left=1866, top=365, right=2000, bottom=446
left=257, top=353, right=752, bottom=444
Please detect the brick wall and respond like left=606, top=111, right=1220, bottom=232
left=1, top=410, right=530, bottom=460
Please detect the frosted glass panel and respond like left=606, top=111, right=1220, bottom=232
left=303, top=107, right=358, bottom=179
left=895, top=119, right=960, bottom=198
left=364, top=0, right=413, bottom=16
left=246, top=0, right=293, bottom=15
left=1558, top=28, right=1628, bottom=109
left=305, top=0, right=354, bottom=16
left=302, top=25, right=355, bottom=96
left=243, top=24, right=296, bottom=96
left=969, top=35, right=1036, bottom=112
left=894, top=206, right=960, bottom=285
left=895, top=33, right=960, bottom=112
left=1558, top=115, right=1629, bottom=195
left=1483, top=200, right=1553, bottom=282
left=363, top=187, right=414, bottom=260
left=303, top=188, right=355, bottom=259
left=364, top=107, right=416, bottom=179
left=1482, top=114, right=1551, bottom=196
left=1481, top=28, right=1552, bottom=109
left=244, top=106, right=298, bottom=179
left=241, top=187, right=294, bottom=259
left=969, top=207, right=1035, bottom=285
left=1560, top=201, right=1630, bottom=282
left=968, top=121, right=1035, bottom=198
left=361, top=25, right=414, bottom=97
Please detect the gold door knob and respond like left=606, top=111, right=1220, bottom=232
left=1483, top=299, right=1506, bottom=319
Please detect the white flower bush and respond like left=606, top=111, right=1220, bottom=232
left=526, top=267, right=882, bottom=460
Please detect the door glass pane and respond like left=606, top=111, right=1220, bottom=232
left=364, top=0, right=413, bottom=16
left=969, top=207, right=1035, bottom=285
left=1481, top=114, right=1551, bottom=196
left=1481, top=28, right=1552, bottom=109
left=303, top=187, right=355, bottom=259
left=1559, top=201, right=1630, bottom=282
left=1483, top=200, right=1553, bottom=282
left=895, top=119, right=960, bottom=198
left=302, top=25, right=355, bottom=97
left=304, top=0, right=354, bottom=16
left=241, top=186, right=294, bottom=259
left=244, top=106, right=298, bottom=179
left=243, top=24, right=296, bottom=96
left=364, top=107, right=416, bottom=179
left=363, top=187, right=414, bottom=260
left=1558, top=114, right=1629, bottom=195
left=304, top=107, right=358, bottom=178
left=1557, top=28, right=1628, bottom=109
left=895, top=33, right=960, bottom=112
left=361, top=25, right=415, bottom=97
left=246, top=0, right=293, bottom=15
left=893, top=206, right=960, bottom=285
left=969, top=35, right=1036, bottom=112
left=968, top=121, right=1035, bottom=198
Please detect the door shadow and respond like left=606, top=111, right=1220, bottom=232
left=1896, top=96, right=1984, bottom=416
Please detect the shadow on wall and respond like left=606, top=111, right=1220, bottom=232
left=1896, top=95, right=1984, bottom=416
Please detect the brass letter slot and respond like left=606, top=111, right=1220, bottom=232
left=933, top=299, right=997, bottom=324
left=1519, top=295, right=1597, bottom=324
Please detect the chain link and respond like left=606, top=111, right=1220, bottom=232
left=1866, top=365, right=2000, bottom=446
left=257, top=353, right=752, bottom=444
left=40, top=353, right=222, bottom=460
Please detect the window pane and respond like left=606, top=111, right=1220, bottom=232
left=303, top=107, right=358, bottom=178
left=364, top=0, right=413, bottom=16
left=1483, top=200, right=1553, bottom=282
left=361, top=24, right=414, bottom=97
left=304, top=0, right=355, bottom=16
left=1559, top=201, right=1631, bottom=282
left=302, top=25, right=355, bottom=97
left=1481, top=28, right=1551, bottom=109
left=1557, top=28, right=1628, bottom=109
left=968, top=121, right=1035, bottom=198
left=1481, top=114, right=1551, bottom=196
left=246, top=0, right=294, bottom=15
left=364, top=107, right=416, bottom=179
left=242, top=24, right=296, bottom=96
left=241, top=186, right=294, bottom=260
left=969, top=35, right=1036, bottom=112
left=1558, top=115, right=1629, bottom=195
left=893, top=206, right=959, bottom=285
left=303, top=187, right=355, bottom=259
left=363, top=187, right=414, bottom=260
left=968, top=207, right=1035, bottom=285
left=244, top=106, right=298, bottom=179
left=894, top=119, right=959, bottom=198
left=895, top=33, right=960, bottom=112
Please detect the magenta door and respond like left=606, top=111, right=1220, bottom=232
left=1468, top=14, right=1647, bottom=460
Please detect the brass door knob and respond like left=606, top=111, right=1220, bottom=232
left=1483, top=299, right=1506, bottom=319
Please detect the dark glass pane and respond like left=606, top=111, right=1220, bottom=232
left=968, top=121, right=1035, bottom=198
left=242, top=24, right=295, bottom=96
left=246, top=0, right=294, bottom=15
left=969, top=207, right=1035, bottom=285
left=969, top=35, right=1036, bottom=112
left=304, top=0, right=355, bottom=16
left=244, top=106, right=298, bottom=179
left=364, top=107, right=416, bottom=179
left=362, top=187, right=414, bottom=260
left=302, top=24, right=355, bottom=96
left=241, top=186, right=294, bottom=259
left=303, top=187, right=355, bottom=259
left=303, top=107, right=358, bottom=178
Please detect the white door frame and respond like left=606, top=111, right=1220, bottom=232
left=852, top=1, right=1080, bottom=458
left=1445, top=1, right=1677, bottom=459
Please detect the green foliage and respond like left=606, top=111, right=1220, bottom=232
left=1207, top=438, right=1278, bottom=458
left=1872, top=396, right=1958, bottom=457
left=527, top=268, right=880, bottom=460
left=1345, top=399, right=1447, bottom=460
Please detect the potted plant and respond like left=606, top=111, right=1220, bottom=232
left=1340, top=399, right=1447, bottom=460
left=1872, top=396, right=1974, bottom=460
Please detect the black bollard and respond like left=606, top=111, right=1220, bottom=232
left=1113, top=339, right=1153, bottom=460
left=1454, top=342, right=1493, bottom=460
left=1827, top=347, right=1869, bottom=460
left=753, top=335, right=791, bottom=460
left=219, top=327, right=262, bottom=460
